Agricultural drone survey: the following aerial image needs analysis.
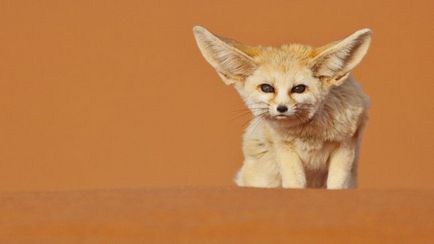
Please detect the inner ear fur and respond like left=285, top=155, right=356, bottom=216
left=310, top=28, right=372, bottom=86
left=193, top=26, right=258, bottom=85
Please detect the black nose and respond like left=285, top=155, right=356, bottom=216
left=277, top=105, right=288, bottom=113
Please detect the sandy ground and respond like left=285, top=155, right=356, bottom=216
left=0, top=187, right=433, bottom=243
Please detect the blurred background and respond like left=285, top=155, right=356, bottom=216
left=0, top=0, right=433, bottom=192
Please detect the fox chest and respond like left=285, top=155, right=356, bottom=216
left=288, top=139, right=337, bottom=170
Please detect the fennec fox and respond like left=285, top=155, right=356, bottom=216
left=193, top=26, right=371, bottom=189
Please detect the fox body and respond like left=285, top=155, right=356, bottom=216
left=193, top=26, right=371, bottom=189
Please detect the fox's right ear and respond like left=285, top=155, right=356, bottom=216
left=193, top=26, right=258, bottom=85
left=310, top=28, right=372, bottom=86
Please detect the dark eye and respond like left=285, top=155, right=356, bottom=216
left=259, top=84, right=275, bottom=93
left=291, top=84, right=306, bottom=93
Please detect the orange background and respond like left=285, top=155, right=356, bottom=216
left=0, top=0, right=433, bottom=192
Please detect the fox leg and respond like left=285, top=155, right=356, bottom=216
left=235, top=158, right=281, bottom=188
left=327, top=139, right=358, bottom=189
left=275, top=144, right=306, bottom=189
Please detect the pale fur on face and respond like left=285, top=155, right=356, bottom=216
left=193, top=26, right=371, bottom=189
left=236, top=45, right=324, bottom=127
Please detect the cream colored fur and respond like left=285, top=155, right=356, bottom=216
left=193, top=26, right=371, bottom=189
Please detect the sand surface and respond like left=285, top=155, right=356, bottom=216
left=1, top=187, right=433, bottom=243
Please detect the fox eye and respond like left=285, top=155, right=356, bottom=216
left=259, top=84, right=275, bottom=93
left=291, top=84, right=307, bottom=93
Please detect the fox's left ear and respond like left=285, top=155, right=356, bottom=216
left=310, top=28, right=372, bottom=86
left=193, top=26, right=258, bottom=85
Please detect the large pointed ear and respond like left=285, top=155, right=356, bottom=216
left=193, top=26, right=258, bottom=85
left=310, top=28, right=372, bottom=86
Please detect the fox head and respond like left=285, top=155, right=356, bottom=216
left=193, top=26, right=371, bottom=126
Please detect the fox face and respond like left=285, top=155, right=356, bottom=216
left=193, top=26, right=371, bottom=127
left=237, top=47, right=326, bottom=125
